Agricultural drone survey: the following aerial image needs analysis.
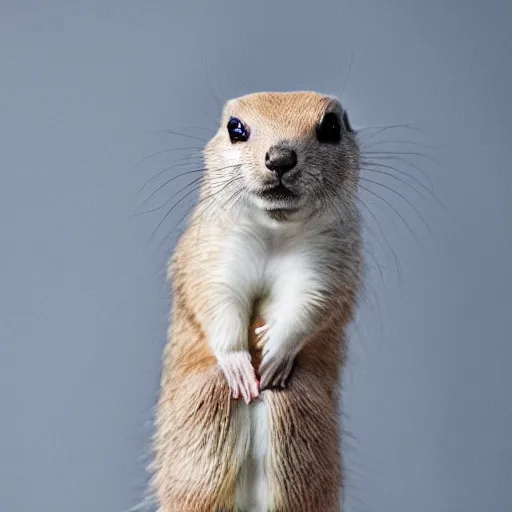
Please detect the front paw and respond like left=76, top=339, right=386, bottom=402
left=258, top=346, right=297, bottom=391
left=217, top=351, right=260, bottom=404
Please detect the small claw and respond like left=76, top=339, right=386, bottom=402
left=218, top=351, right=259, bottom=404
left=259, top=350, right=296, bottom=391
left=255, top=324, right=269, bottom=336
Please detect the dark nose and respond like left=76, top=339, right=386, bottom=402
left=265, top=146, right=297, bottom=177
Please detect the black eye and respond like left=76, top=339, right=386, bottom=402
left=227, top=117, right=249, bottom=143
left=316, top=112, right=342, bottom=143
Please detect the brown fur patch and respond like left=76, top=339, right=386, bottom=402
left=153, top=325, right=240, bottom=511
left=265, top=328, right=346, bottom=512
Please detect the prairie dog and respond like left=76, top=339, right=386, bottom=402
left=152, top=91, right=362, bottom=511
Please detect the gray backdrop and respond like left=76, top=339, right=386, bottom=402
left=1, top=1, right=511, bottom=511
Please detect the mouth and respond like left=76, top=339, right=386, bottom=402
left=251, top=183, right=302, bottom=220
left=258, top=183, right=298, bottom=204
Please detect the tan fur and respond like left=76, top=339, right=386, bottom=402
left=151, top=91, right=362, bottom=511
left=228, top=92, right=333, bottom=138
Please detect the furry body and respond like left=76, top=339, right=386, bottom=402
left=152, top=92, right=362, bottom=511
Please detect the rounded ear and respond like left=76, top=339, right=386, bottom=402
left=342, top=111, right=354, bottom=133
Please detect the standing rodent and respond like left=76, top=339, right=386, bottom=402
left=151, top=91, right=362, bottom=512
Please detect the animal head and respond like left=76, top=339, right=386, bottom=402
left=204, top=91, right=360, bottom=224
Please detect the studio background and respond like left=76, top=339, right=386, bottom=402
left=1, top=1, right=511, bottom=511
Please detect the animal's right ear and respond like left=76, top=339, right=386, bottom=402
left=342, top=111, right=354, bottom=133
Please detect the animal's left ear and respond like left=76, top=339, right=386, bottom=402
left=342, top=111, right=354, bottom=133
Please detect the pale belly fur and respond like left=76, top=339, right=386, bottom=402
left=234, top=398, right=270, bottom=512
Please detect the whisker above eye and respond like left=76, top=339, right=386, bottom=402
left=361, top=139, right=437, bottom=150
left=146, top=129, right=208, bottom=143
left=356, top=123, right=428, bottom=138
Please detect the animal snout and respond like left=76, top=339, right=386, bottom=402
left=265, top=146, right=297, bottom=177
